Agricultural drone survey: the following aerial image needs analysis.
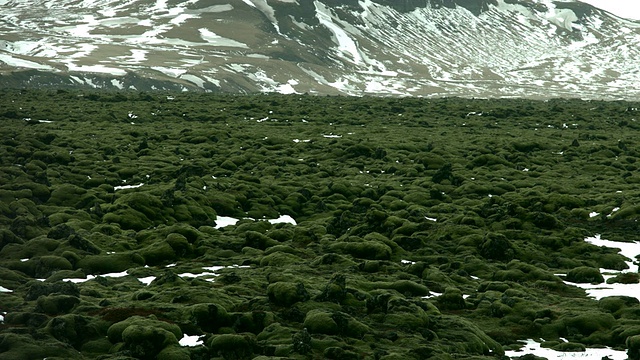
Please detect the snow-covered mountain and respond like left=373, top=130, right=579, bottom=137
left=0, top=0, right=638, bottom=99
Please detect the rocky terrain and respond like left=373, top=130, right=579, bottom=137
left=0, top=0, right=639, bottom=99
left=2, top=89, right=640, bottom=359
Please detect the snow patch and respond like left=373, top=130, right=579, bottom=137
left=114, top=183, right=144, bottom=191
left=505, top=339, right=626, bottom=360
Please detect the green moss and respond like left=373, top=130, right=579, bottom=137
left=103, top=207, right=153, bottom=231
left=267, top=281, right=310, bottom=306
left=599, top=296, right=639, bottom=314
left=157, top=345, right=190, bottom=360
left=48, top=184, right=87, bottom=207
left=107, top=315, right=182, bottom=344
left=566, top=266, right=604, bottom=284
left=606, top=272, right=639, bottom=284
left=80, top=337, right=113, bottom=356
left=76, top=252, right=145, bottom=274
left=165, top=233, right=191, bottom=256
left=207, top=334, right=254, bottom=359
left=259, top=251, right=304, bottom=267
left=303, top=309, right=339, bottom=335
left=36, top=294, right=80, bottom=315
left=561, top=311, right=616, bottom=336
left=45, top=314, right=101, bottom=349
left=478, top=232, right=514, bottom=261
left=189, top=303, right=231, bottom=332
left=5, top=91, right=640, bottom=358
left=437, top=287, right=467, bottom=311
left=384, top=297, right=431, bottom=330
left=121, top=324, right=179, bottom=359
left=329, top=239, right=392, bottom=260
left=0, top=333, right=82, bottom=359
left=34, top=255, right=73, bottom=278
left=245, top=230, right=279, bottom=250
left=628, top=335, right=640, bottom=360
left=140, top=241, right=177, bottom=266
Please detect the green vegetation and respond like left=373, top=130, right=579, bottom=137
left=1, top=89, right=639, bottom=359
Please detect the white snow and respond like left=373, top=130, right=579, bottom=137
left=314, top=0, right=363, bottom=64
left=199, top=28, right=248, bottom=48
left=137, top=276, right=156, bottom=285
left=268, top=214, right=297, bottom=225
left=421, top=291, right=442, bottom=299
left=181, top=74, right=206, bottom=87
left=114, top=183, right=144, bottom=191
left=585, top=234, right=640, bottom=272
left=180, top=335, right=204, bottom=347
left=215, top=214, right=297, bottom=228
left=243, top=0, right=281, bottom=34
left=547, top=8, right=579, bottom=31
left=578, top=0, right=640, bottom=21
left=560, top=235, right=640, bottom=300
left=509, top=234, right=640, bottom=358
left=276, top=79, right=299, bottom=94
left=214, top=216, right=241, bottom=229
left=0, top=54, right=55, bottom=70
left=63, top=269, right=129, bottom=283
left=179, top=264, right=250, bottom=281
left=0, top=286, right=13, bottom=293
left=506, top=339, right=626, bottom=360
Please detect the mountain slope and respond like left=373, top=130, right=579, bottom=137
left=0, top=0, right=638, bottom=99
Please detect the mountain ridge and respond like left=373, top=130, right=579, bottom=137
left=0, top=0, right=638, bottom=99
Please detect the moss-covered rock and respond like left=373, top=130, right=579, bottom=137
left=36, top=294, right=80, bottom=315
left=606, top=272, right=639, bottom=284
left=45, top=314, right=100, bottom=349
left=25, top=280, right=80, bottom=300
left=330, top=239, right=392, bottom=260
left=437, top=287, right=467, bottom=311
left=48, top=184, right=87, bottom=207
left=157, top=344, right=191, bottom=360
left=207, top=333, right=254, bottom=359
left=34, top=255, right=73, bottom=278
left=560, top=311, right=616, bottom=337
left=76, top=252, right=145, bottom=274
left=303, top=309, right=339, bottom=335
left=165, top=233, right=191, bottom=256
left=599, top=296, right=640, bottom=314
left=121, top=324, right=179, bottom=360
left=267, top=281, right=310, bottom=306
left=103, top=207, right=153, bottom=231
left=189, top=303, right=231, bottom=332
left=628, top=335, right=640, bottom=360
left=478, top=232, right=514, bottom=261
left=0, top=332, right=83, bottom=359
left=107, top=315, right=182, bottom=344
left=566, top=266, right=604, bottom=284
left=139, top=241, right=177, bottom=266
left=245, top=230, right=279, bottom=250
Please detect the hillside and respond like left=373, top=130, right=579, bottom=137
left=0, top=0, right=639, bottom=99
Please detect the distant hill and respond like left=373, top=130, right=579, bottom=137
left=1, top=0, right=639, bottom=99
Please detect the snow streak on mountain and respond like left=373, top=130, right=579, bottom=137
left=0, top=0, right=638, bottom=99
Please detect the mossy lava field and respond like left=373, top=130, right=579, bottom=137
left=3, top=89, right=640, bottom=360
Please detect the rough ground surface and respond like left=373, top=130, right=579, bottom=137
left=2, top=90, right=640, bottom=359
